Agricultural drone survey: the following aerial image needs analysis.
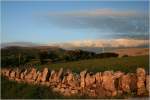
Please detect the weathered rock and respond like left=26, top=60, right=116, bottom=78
left=119, top=74, right=131, bottom=93
left=20, top=72, right=24, bottom=80
left=62, top=70, right=79, bottom=88
left=23, top=69, right=28, bottom=76
left=49, top=70, right=59, bottom=83
left=95, top=85, right=106, bottom=97
left=89, top=89, right=96, bottom=97
left=85, top=73, right=95, bottom=87
left=71, top=89, right=78, bottom=94
left=10, top=70, right=16, bottom=79
left=95, top=72, right=102, bottom=84
left=113, top=71, right=124, bottom=79
left=60, top=88, right=65, bottom=93
left=25, top=69, right=32, bottom=80
left=62, top=75, right=67, bottom=84
left=36, top=71, right=42, bottom=82
left=102, top=71, right=117, bottom=96
left=20, top=69, right=27, bottom=80
left=66, top=71, right=73, bottom=82
left=32, top=72, right=38, bottom=81
left=80, top=70, right=87, bottom=88
left=15, top=68, right=21, bottom=79
left=25, top=68, right=37, bottom=81
left=61, top=84, right=67, bottom=88
left=5, top=69, right=11, bottom=77
left=136, top=68, right=146, bottom=95
left=41, top=68, right=49, bottom=82
left=63, top=88, right=71, bottom=96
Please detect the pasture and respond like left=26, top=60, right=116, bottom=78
left=39, top=55, right=149, bottom=73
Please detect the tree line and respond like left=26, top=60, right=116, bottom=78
left=1, top=46, right=119, bottom=67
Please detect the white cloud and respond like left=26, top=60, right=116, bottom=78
left=50, top=38, right=149, bottom=48
left=48, top=8, right=139, bottom=17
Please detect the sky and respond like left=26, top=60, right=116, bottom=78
left=1, top=1, right=149, bottom=48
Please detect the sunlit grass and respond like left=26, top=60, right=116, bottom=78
left=40, top=55, right=149, bottom=73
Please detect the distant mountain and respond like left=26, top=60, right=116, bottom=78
left=1, top=42, right=149, bottom=54
left=1, top=42, right=41, bottom=48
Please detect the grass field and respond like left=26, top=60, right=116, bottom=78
left=38, top=55, right=149, bottom=73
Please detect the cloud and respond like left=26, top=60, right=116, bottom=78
left=52, top=38, right=149, bottom=48
left=48, top=9, right=139, bottom=17
left=46, top=8, right=149, bottom=39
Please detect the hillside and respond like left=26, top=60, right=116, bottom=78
left=113, top=48, right=149, bottom=57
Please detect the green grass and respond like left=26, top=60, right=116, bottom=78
left=39, top=55, right=149, bottom=73
left=1, top=76, right=64, bottom=99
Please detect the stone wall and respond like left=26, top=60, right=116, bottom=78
left=1, top=67, right=149, bottom=97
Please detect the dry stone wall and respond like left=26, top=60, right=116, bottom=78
left=1, top=67, right=150, bottom=97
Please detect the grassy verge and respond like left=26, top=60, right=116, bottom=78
left=1, top=77, right=63, bottom=99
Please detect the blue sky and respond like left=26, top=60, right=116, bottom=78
left=1, top=1, right=149, bottom=45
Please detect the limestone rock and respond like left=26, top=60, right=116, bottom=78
left=10, top=70, right=16, bottom=78
left=49, top=70, right=59, bottom=83
left=119, top=74, right=131, bottom=93
left=25, top=69, right=32, bottom=80
left=80, top=70, right=87, bottom=88
left=23, top=69, right=28, bottom=76
left=113, top=71, right=124, bottom=79
left=5, top=69, right=11, bottom=77
left=102, top=71, right=116, bottom=96
left=15, top=68, right=21, bottom=79
left=95, top=72, right=102, bottom=84
left=25, top=68, right=37, bottom=81
left=67, top=72, right=80, bottom=87
left=20, top=69, right=27, bottom=80
left=85, top=73, right=95, bottom=87
left=71, top=89, right=78, bottom=94
left=60, top=88, right=65, bottom=93
left=136, top=68, right=146, bottom=95
left=63, top=88, right=71, bottom=96
left=89, top=89, right=96, bottom=97
left=36, top=71, right=42, bottom=82
left=41, top=68, right=49, bottom=82
left=20, top=72, right=24, bottom=80
left=33, top=72, right=38, bottom=81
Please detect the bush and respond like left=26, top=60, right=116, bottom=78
left=95, top=52, right=119, bottom=58
left=122, top=55, right=129, bottom=57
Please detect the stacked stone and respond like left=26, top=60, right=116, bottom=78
left=136, top=68, right=146, bottom=95
left=0, top=67, right=149, bottom=97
